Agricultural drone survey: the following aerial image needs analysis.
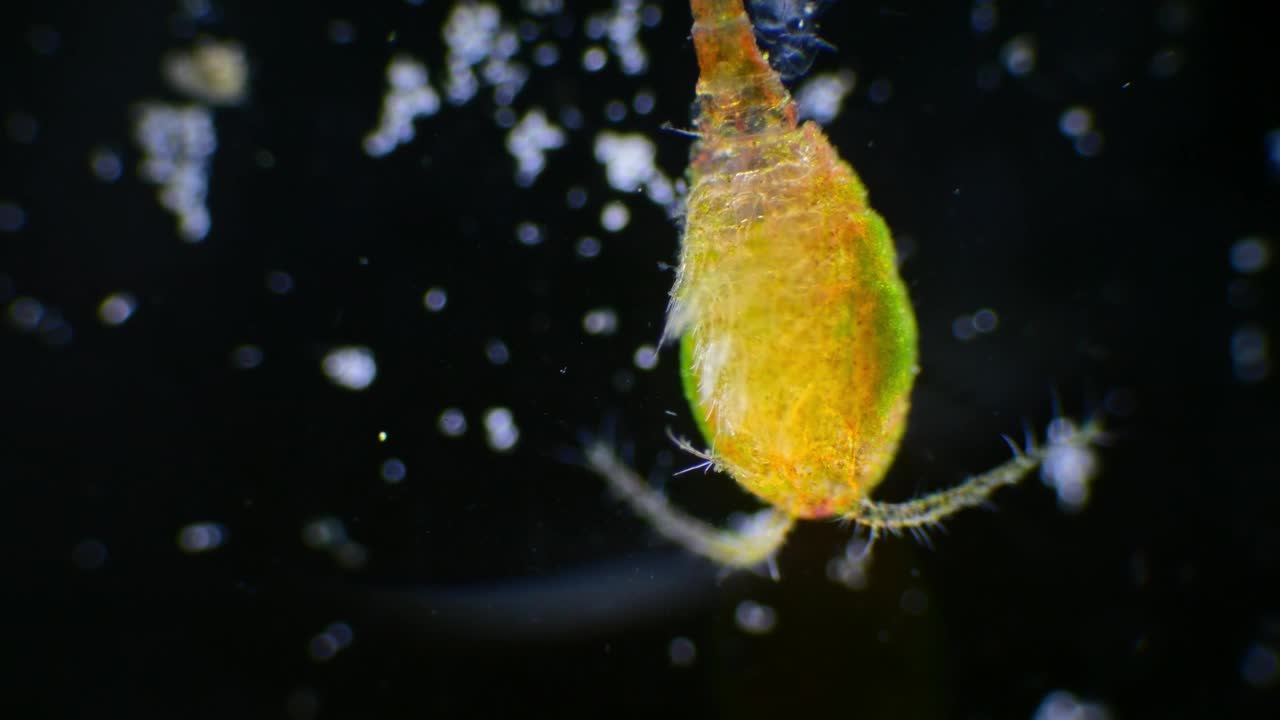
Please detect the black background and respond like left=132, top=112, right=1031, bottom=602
left=3, top=0, right=1277, bottom=718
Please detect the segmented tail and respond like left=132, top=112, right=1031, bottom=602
left=689, top=0, right=797, bottom=139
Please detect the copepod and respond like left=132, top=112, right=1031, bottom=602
left=586, top=0, right=1102, bottom=572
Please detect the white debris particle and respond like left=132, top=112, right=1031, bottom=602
left=363, top=55, right=441, bottom=158
left=1032, top=690, right=1111, bottom=720
left=795, top=70, right=856, bottom=124
left=485, top=338, right=510, bottom=365
left=438, top=407, right=468, bottom=437
left=971, top=308, right=998, bottom=333
left=589, top=0, right=648, bottom=76
left=1230, top=236, right=1270, bottom=274
left=423, top=287, right=448, bottom=312
left=0, top=201, right=25, bottom=232
left=483, top=407, right=520, bottom=452
left=1242, top=643, right=1279, bottom=688
left=575, top=236, right=601, bottom=258
left=8, top=296, right=45, bottom=331
left=98, top=292, right=137, bottom=326
left=668, top=637, right=697, bottom=667
left=522, top=0, right=563, bottom=16
left=322, top=346, right=377, bottom=390
left=1040, top=418, right=1101, bottom=513
left=1000, top=34, right=1037, bottom=77
left=163, top=40, right=249, bottom=106
left=177, top=521, right=228, bottom=553
left=970, top=0, right=998, bottom=33
left=89, top=146, right=123, bottom=182
left=231, top=344, right=263, bottom=369
left=600, top=200, right=630, bottom=232
left=1058, top=106, right=1093, bottom=138
left=1074, top=130, right=1104, bottom=158
left=134, top=103, right=217, bottom=242
left=582, top=46, right=608, bottom=72
left=302, top=516, right=347, bottom=549
left=734, top=600, right=777, bottom=635
left=1231, top=325, right=1270, bottom=383
left=506, top=109, right=565, bottom=186
left=826, top=536, right=872, bottom=590
left=582, top=307, right=619, bottom=336
left=516, top=220, right=543, bottom=246
left=867, top=77, right=893, bottom=104
left=632, top=90, right=655, bottom=114
left=593, top=131, right=677, bottom=211
left=308, top=621, right=355, bottom=662
left=633, top=344, right=658, bottom=370
left=380, top=458, right=407, bottom=483
left=443, top=3, right=502, bottom=105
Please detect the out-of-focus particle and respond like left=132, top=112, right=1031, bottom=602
left=668, top=636, right=696, bottom=667
left=1000, top=34, right=1037, bottom=77
left=1032, top=691, right=1111, bottom=720
left=423, top=287, right=448, bottom=312
left=163, top=40, right=249, bottom=106
left=0, top=202, right=26, bottom=232
left=483, top=407, right=520, bottom=452
left=734, top=600, right=777, bottom=635
left=576, top=236, right=601, bottom=258
left=1040, top=418, right=1101, bottom=512
left=380, top=458, right=407, bottom=483
left=231, top=344, right=263, bottom=369
left=1230, top=236, right=1270, bottom=274
left=600, top=201, right=630, bottom=232
left=134, top=103, right=217, bottom=241
left=364, top=55, right=441, bottom=158
left=633, top=344, right=658, bottom=370
left=506, top=108, right=565, bottom=186
left=177, top=521, right=228, bottom=553
left=582, top=308, right=619, bottom=336
left=438, top=408, right=468, bottom=437
left=795, top=71, right=856, bottom=124
left=98, top=292, right=138, bottom=326
left=71, top=538, right=108, bottom=570
left=1242, top=643, right=1279, bottom=689
left=322, top=346, right=377, bottom=390
left=485, top=338, right=510, bottom=365
left=89, top=147, right=124, bottom=182
left=7, top=296, right=44, bottom=331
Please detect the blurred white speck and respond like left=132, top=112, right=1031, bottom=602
left=378, top=431, right=388, bottom=442
left=1149, top=48, right=1182, bottom=78
left=952, top=315, right=977, bottom=341
left=266, top=271, right=294, bottom=295
left=1074, top=130, right=1104, bottom=158
left=302, top=516, right=347, bottom=550
left=483, top=407, right=520, bottom=452
left=970, top=1, right=998, bottom=33
left=380, top=458, right=407, bottom=483
left=1230, top=236, right=1270, bottom=274
left=71, top=538, right=108, bottom=570
left=443, top=3, right=502, bottom=104
left=826, top=537, right=872, bottom=590
left=134, top=103, right=217, bottom=242
left=1032, top=690, right=1112, bottom=720
left=163, top=40, right=249, bottom=106
left=734, top=600, right=777, bottom=635
left=633, top=344, right=658, bottom=370
left=594, top=132, right=657, bottom=191
left=632, top=90, right=655, bottom=115
left=582, top=307, right=619, bottom=336
left=522, top=0, right=563, bottom=15
left=0, top=201, right=27, bottom=232
left=972, top=308, right=999, bottom=333
left=1231, top=325, right=1269, bottom=383
left=559, top=105, right=584, bottom=130
left=423, top=287, right=448, bottom=312
left=1266, top=129, right=1280, bottom=174
left=566, top=186, right=588, bottom=208
left=485, top=338, right=510, bottom=365
left=796, top=71, right=856, bottom=124
left=438, top=408, right=468, bottom=437
left=333, top=540, right=368, bottom=570
left=1058, top=107, right=1093, bottom=138
left=582, top=46, right=608, bottom=72
left=576, top=236, right=602, bottom=259
left=668, top=636, right=696, bottom=667
left=328, top=19, right=356, bottom=45
left=506, top=108, right=565, bottom=186
left=600, top=201, right=630, bottom=232
left=177, top=522, right=228, bottom=553
left=363, top=55, right=441, bottom=157
left=532, top=42, right=559, bottom=66
left=867, top=77, right=893, bottom=104
left=89, top=147, right=123, bottom=182
left=1040, top=418, right=1101, bottom=513
left=1242, top=643, right=1279, bottom=688
left=308, top=633, right=341, bottom=662
left=231, top=344, right=264, bottom=369
left=8, top=296, right=44, bottom=331
left=98, top=292, right=138, bottom=326
left=1000, top=34, right=1037, bottom=77
left=516, top=221, right=543, bottom=246
left=604, top=99, right=628, bottom=122
left=322, top=346, right=377, bottom=390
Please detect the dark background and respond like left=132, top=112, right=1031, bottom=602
left=3, top=0, right=1277, bottom=717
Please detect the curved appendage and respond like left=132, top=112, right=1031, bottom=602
left=850, top=417, right=1106, bottom=536
left=584, top=442, right=795, bottom=571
